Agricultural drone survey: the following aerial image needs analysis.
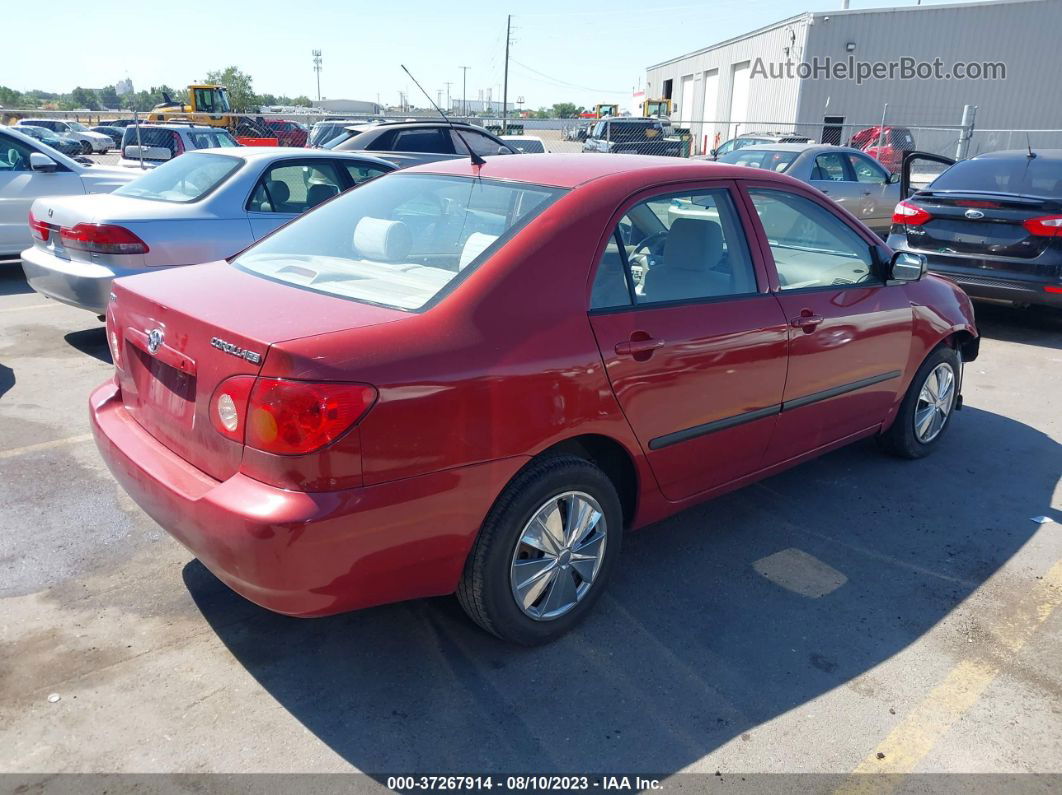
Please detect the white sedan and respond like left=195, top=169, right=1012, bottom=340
left=16, top=119, right=114, bottom=154
left=1, top=126, right=133, bottom=260
left=21, top=147, right=396, bottom=314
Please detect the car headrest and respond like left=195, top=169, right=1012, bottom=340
left=353, top=217, right=412, bottom=262
left=306, top=183, right=339, bottom=208
left=265, top=180, right=290, bottom=205
left=663, top=218, right=723, bottom=272
left=458, top=233, right=498, bottom=270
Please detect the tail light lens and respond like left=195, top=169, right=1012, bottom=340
left=892, top=200, right=932, bottom=226
left=1044, top=285, right=1062, bottom=294
left=60, top=223, right=150, bottom=255
left=244, top=379, right=377, bottom=455
left=28, top=210, right=52, bottom=242
left=209, top=376, right=257, bottom=441
left=1022, top=215, right=1062, bottom=237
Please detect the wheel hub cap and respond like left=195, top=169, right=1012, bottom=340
left=914, top=362, right=956, bottom=443
left=509, top=491, right=607, bottom=621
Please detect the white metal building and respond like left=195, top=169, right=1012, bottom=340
left=646, top=0, right=1062, bottom=155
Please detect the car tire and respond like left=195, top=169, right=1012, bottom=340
left=879, top=345, right=961, bottom=459
left=457, top=455, right=622, bottom=645
left=79, top=140, right=92, bottom=155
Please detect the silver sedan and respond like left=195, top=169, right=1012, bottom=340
left=21, top=147, right=396, bottom=314
left=715, top=143, right=901, bottom=236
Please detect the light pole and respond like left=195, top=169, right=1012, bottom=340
left=312, top=50, right=322, bottom=102
left=444, top=81, right=453, bottom=112
left=459, top=66, right=470, bottom=116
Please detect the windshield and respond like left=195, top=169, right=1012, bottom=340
left=68, top=122, right=89, bottom=131
left=928, top=156, right=1062, bottom=198
left=114, top=153, right=241, bottom=203
left=234, top=174, right=565, bottom=310
left=718, top=148, right=799, bottom=172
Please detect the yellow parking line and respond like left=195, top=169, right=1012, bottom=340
left=0, top=433, right=94, bottom=459
left=845, top=558, right=1062, bottom=782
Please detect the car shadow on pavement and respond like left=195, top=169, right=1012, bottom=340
left=185, top=404, right=1059, bottom=775
left=973, top=302, right=1062, bottom=350
left=64, top=327, right=111, bottom=364
left=0, top=264, right=33, bottom=297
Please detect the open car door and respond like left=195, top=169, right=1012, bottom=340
left=901, top=151, right=956, bottom=198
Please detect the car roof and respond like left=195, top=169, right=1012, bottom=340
left=972, top=149, right=1062, bottom=162
left=735, top=143, right=856, bottom=154
left=407, top=152, right=787, bottom=189
left=193, top=146, right=396, bottom=167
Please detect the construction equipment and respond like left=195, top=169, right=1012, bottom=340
left=148, top=85, right=278, bottom=145
left=642, top=98, right=672, bottom=118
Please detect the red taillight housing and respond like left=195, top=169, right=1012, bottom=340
left=1022, top=215, right=1062, bottom=238
left=892, top=200, right=933, bottom=226
left=60, top=223, right=150, bottom=255
left=244, top=379, right=377, bottom=455
left=28, top=210, right=51, bottom=242
left=210, top=375, right=257, bottom=441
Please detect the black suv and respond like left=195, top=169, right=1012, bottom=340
left=582, top=118, right=681, bottom=157
left=326, top=121, right=518, bottom=167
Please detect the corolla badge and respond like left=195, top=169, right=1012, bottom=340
left=210, top=336, right=262, bottom=364
left=964, top=209, right=985, bottom=220
left=146, top=328, right=164, bottom=354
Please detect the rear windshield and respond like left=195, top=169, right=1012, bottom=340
left=188, top=130, right=238, bottom=148
left=929, top=156, right=1062, bottom=198
left=114, top=153, right=242, bottom=203
left=718, top=148, right=799, bottom=172
left=234, top=174, right=565, bottom=310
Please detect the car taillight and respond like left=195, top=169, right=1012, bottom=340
left=892, top=200, right=932, bottom=226
left=28, top=210, right=51, bottom=242
left=210, top=375, right=257, bottom=441
left=1045, top=285, right=1062, bottom=294
left=60, top=223, right=150, bottom=254
left=244, top=379, right=377, bottom=455
left=1022, top=215, right=1062, bottom=237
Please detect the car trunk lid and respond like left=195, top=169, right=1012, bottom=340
left=109, top=261, right=406, bottom=481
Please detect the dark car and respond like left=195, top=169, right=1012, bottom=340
left=327, top=120, right=518, bottom=167
left=888, top=149, right=1062, bottom=309
left=13, top=125, right=83, bottom=157
left=91, top=125, right=125, bottom=148
left=263, top=119, right=308, bottom=148
left=582, top=118, right=681, bottom=157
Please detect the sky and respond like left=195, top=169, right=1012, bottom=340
left=4, top=0, right=988, bottom=109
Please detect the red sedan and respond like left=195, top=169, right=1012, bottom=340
left=91, top=154, right=978, bottom=644
left=262, top=119, right=309, bottom=148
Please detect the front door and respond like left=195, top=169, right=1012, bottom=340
left=741, top=186, right=912, bottom=465
left=0, top=133, right=84, bottom=256
left=587, top=182, right=789, bottom=501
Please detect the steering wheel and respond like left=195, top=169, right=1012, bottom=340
left=633, top=230, right=669, bottom=256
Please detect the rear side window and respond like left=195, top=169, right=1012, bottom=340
left=390, top=128, right=453, bottom=154
left=812, top=153, right=849, bottom=181
left=929, top=157, right=1062, bottom=198
left=452, top=130, right=511, bottom=156
left=114, top=153, right=241, bottom=203
left=590, top=188, right=757, bottom=309
left=342, top=161, right=391, bottom=185
left=747, top=189, right=875, bottom=291
left=248, top=160, right=345, bottom=213
left=234, top=174, right=564, bottom=311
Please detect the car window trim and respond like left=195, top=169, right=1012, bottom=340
left=584, top=178, right=771, bottom=315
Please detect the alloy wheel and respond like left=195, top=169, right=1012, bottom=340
left=509, top=491, right=607, bottom=621
left=914, top=362, right=956, bottom=443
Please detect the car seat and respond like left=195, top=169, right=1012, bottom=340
left=642, top=218, right=730, bottom=302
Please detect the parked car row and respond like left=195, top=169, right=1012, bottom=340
left=15, top=118, right=113, bottom=154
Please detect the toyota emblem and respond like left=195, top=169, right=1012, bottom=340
left=146, top=328, right=164, bottom=354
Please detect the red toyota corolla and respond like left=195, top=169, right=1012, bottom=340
left=90, top=153, right=978, bottom=644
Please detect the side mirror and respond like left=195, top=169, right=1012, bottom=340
left=30, top=152, right=58, bottom=172
left=887, top=172, right=900, bottom=184
left=709, top=148, right=717, bottom=158
left=889, top=251, right=926, bottom=281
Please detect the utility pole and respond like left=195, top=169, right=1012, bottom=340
left=459, top=66, right=470, bottom=117
left=312, top=50, right=322, bottom=102
left=502, top=15, right=512, bottom=133
left=444, top=81, right=453, bottom=112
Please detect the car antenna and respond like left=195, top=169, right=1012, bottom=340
left=400, top=64, right=486, bottom=169
left=1025, top=132, right=1037, bottom=159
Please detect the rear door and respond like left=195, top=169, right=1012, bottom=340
left=740, top=184, right=912, bottom=465
left=809, top=151, right=862, bottom=212
left=587, top=181, right=789, bottom=501
left=246, top=159, right=346, bottom=239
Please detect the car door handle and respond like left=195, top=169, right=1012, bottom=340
left=615, top=338, right=665, bottom=356
left=790, top=314, right=824, bottom=329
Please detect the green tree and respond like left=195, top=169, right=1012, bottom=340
left=550, top=102, right=584, bottom=118
left=290, top=95, right=313, bottom=107
left=69, top=86, right=100, bottom=110
left=97, top=85, right=121, bottom=109
left=204, top=66, right=257, bottom=112
left=0, top=86, right=25, bottom=107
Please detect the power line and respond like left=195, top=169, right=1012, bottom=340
left=509, top=58, right=627, bottom=95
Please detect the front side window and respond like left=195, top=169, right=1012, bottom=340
left=848, top=154, right=888, bottom=183
left=812, top=153, right=850, bottom=181
left=114, top=153, right=241, bottom=203
left=248, top=160, right=344, bottom=214
left=747, top=189, right=876, bottom=291
left=590, top=188, right=757, bottom=309
left=0, top=133, right=35, bottom=172
left=234, top=174, right=565, bottom=310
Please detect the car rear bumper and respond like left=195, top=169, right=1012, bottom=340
left=924, top=261, right=1062, bottom=308
left=89, top=380, right=527, bottom=617
left=21, top=246, right=150, bottom=314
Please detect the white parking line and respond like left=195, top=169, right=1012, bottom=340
left=0, top=434, right=94, bottom=460
left=0, top=302, right=59, bottom=314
